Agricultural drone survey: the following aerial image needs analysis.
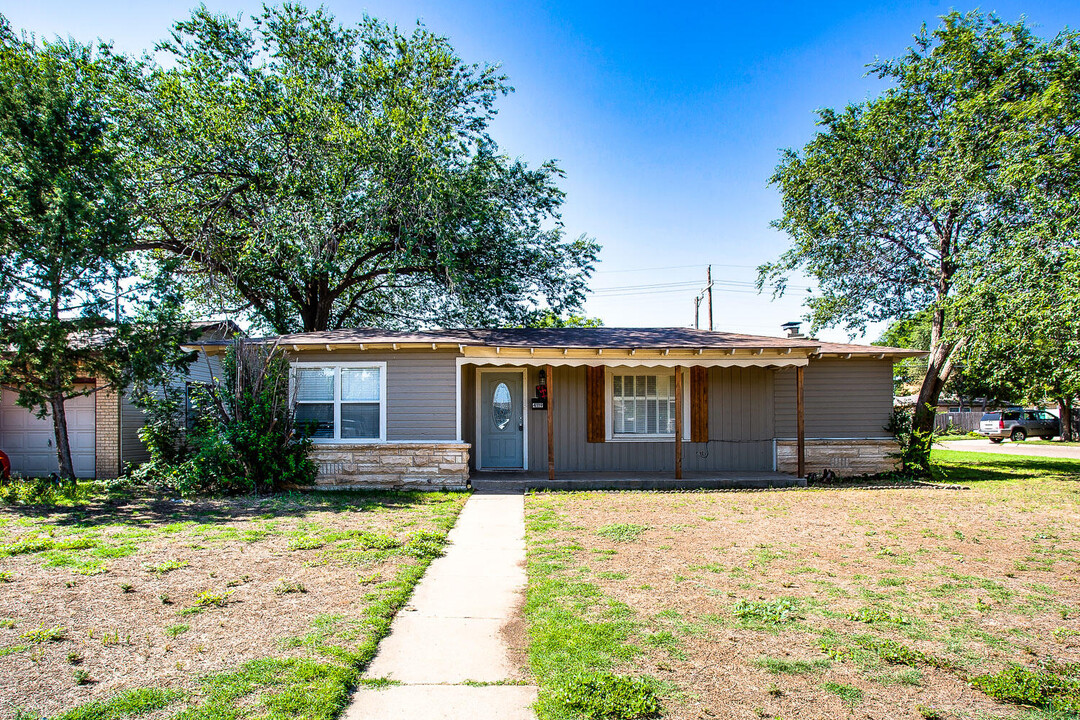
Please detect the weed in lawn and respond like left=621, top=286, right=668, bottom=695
left=0, top=644, right=29, bottom=657
left=822, top=681, right=863, bottom=706
left=1053, top=627, right=1080, bottom=642
left=72, top=670, right=91, bottom=686
left=144, top=559, right=188, bottom=575
left=916, top=705, right=944, bottom=720
left=752, top=656, right=831, bottom=674
left=119, top=583, right=134, bottom=593
left=0, top=571, right=12, bottom=582
left=732, top=598, right=800, bottom=626
left=0, top=617, right=15, bottom=629
left=553, top=672, right=663, bottom=720
left=164, top=624, right=189, bottom=638
left=970, top=662, right=1080, bottom=713
left=20, top=625, right=66, bottom=643
left=274, top=578, right=307, bottom=595
left=845, top=606, right=910, bottom=625
left=66, top=651, right=81, bottom=664
left=193, top=589, right=232, bottom=607
left=225, top=574, right=251, bottom=587
left=596, top=523, right=649, bottom=543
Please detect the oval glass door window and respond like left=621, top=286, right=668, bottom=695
left=492, top=383, right=512, bottom=430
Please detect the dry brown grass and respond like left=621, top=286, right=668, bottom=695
left=526, top=469, right=1080, bottom=719
left=0, top=490, right=465, bottom=719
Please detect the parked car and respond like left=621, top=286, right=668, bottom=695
left=979, top=409, right=1060, bottom=443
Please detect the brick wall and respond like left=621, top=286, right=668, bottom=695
left=776, top=438, right=899, bottom=476
left=309, top=442, right=470, bottom=490
left=94, top=383, right=120, bottom=479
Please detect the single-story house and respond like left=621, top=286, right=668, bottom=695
left=0, top=321, right=232, bottom=479
left=191, top=327, right=925, bottom=489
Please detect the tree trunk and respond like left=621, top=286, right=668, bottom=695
left=1059, top=398, right=1074, bottom=441
left=50, top=394, right=76, bottom=481
left=913, top=316, right=956, bottom=437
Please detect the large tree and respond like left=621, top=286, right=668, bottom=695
left=955, top=243, right=1080, bottom=440
left=119, top=5, right=597, bottom=333
left=760, top=11, right=1080, bottom=437
left=0, top=21, right=192, bottom=479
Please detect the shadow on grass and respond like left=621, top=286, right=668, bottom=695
left=931, top=449, right=1080, bottom=484
left=0, top=487, right=464, bottom=529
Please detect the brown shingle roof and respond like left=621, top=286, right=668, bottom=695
left=215, top=327, right=924, bottom=357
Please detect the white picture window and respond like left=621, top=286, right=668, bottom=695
left=293, top=363, right=386, bottom=442
left=607, top=369, right=689, bottom=440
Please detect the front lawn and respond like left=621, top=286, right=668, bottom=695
left=0, top=488, right=466, bottom=719
left=524, top=450, right=1080, bottom=719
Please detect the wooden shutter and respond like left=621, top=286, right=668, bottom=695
left=586, top=365, right=605, bottom=443
left=690, top=366, right=709, bottom=443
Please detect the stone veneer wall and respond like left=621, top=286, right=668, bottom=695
left=309, top=442, right=470, bottom=490
left=94, top=383, right=119, bottom=479
left=776, top=438, right=899, bottom=476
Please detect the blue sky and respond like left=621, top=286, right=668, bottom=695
left=8, top=1, right=1080, bottom=340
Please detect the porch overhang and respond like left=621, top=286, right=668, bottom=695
left=456, top=347, right=810, bottom=369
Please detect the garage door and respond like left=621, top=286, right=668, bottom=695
left=0, top=387, right=96, bottom=478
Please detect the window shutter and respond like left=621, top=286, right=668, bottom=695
left=586, top=366, right=605, bottom=443
left=690, top=366, right=708, bottom=443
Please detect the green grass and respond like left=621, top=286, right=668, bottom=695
left=931, top=449, right=1080, bottom=483
left=822, top=681, right=864, bottom=706
left=752, top=656, right=831, bottom=675
left=53, top=688, right=183, bottom=720
left=596, top=523, right=650, bottom=543
left=526, top=504, right=665, bottom=720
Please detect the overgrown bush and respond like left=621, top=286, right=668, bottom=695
left=130, top=340, right=316, bottom=496
left=885, top=409, right=934, bottom=477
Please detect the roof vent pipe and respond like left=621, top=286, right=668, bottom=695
left=781, top=321, right=804, bottom=339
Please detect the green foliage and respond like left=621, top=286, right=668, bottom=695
left=821, top=682, right=863, bottom=706
left=131, top=341, right=316, bottom=496
left=885, top=410, right=934, bottom=477
left=553, top=672, right=662, bottom=720
left=971, top=663, right=1080, bottom=713
left=19, top=625, right=66, bottom=643
left=761, top=11, right=1080, bottom=435
left=52, top=688, right=182, bottom=720
left=596, top=524, right=649, bottom=543
left=732, top=598, right=800, bottom=625
left=119, top=5, right=598, bottom=333
left=143, top=559, right=187, bottom=576
left=163, top=624, right=188, bottom=638
left=0, top=22, right=195, bottom=479
left=192, top=590, right=231, bottom=608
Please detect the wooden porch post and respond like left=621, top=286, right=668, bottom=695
left=546, top=364, right=555, bottom=482
left=674, top=365, right=683, bottom=479
left=796, top=364, right=805, bottom=478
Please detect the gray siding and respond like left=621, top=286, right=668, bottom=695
left=120, top=352, right=223, bottom=467
left=774, top=358, right=895, bottom=438
left=464, top=365, right=775, bottom=472
left=293, top=351, right=458, bottom=441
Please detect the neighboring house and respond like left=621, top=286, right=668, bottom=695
left=190, top=327, right=925, bottom=489
left=0, top=321, right=235, bottom=479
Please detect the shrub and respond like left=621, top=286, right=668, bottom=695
left=554, top=672, right=662, bottom=719
left=130, top=340, right=317, bottom=496
left=885, top=410, right=934, bottom=477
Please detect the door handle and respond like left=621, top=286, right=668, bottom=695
left=518, top=421, right=523, bottom=431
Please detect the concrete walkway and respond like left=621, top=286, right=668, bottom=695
left=937, top=438, right=1080, bottom=460
left=345, top=493, right=536, bottom=720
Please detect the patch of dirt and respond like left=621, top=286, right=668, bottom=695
left=528, top=480, right=1080, bottom=719
left=0, top=493, right=461, bottom=718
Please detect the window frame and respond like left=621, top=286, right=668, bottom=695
left=291, top=361, right=388, bottom=443
left=604, top=367, right=690, bottom=442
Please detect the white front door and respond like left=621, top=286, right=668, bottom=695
left=0, top=387, right=96, bottom=478
left=479, top=372, right=524, bottom=469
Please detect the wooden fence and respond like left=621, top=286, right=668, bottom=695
left=934, top=412, right=982, bottom=434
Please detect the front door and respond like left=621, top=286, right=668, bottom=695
left=480, top=372, right=524, bottom=469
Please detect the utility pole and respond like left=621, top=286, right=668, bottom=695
left=694, top=296, right=700, bottom=329
left=706, top=265, right=713, bottom=331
